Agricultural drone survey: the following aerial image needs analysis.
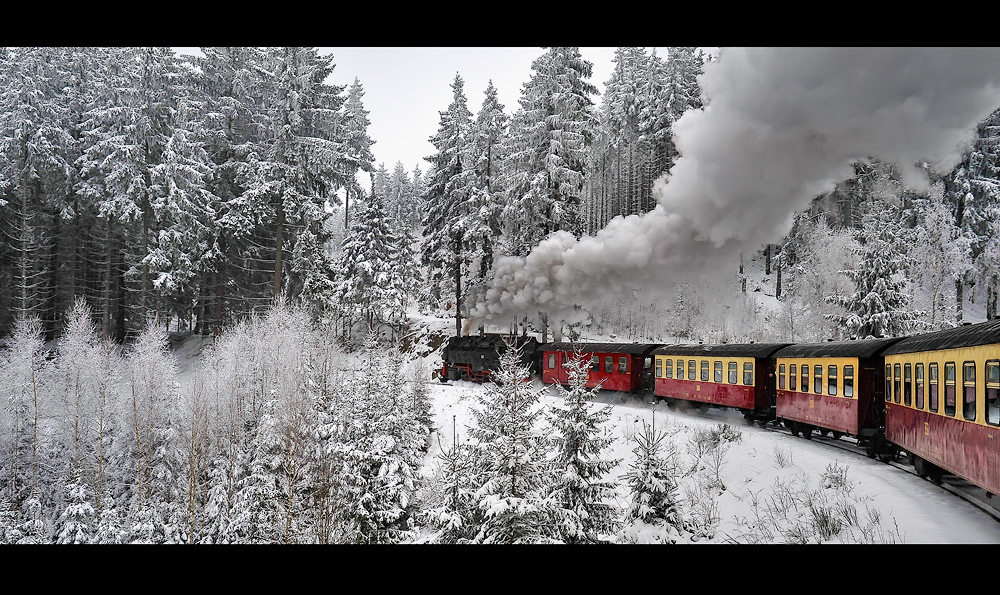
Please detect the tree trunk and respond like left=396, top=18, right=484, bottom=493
left=274, top=200, right=285, bottom=300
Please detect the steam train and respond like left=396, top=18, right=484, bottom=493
left=439, top=319, right=1000, bottom=498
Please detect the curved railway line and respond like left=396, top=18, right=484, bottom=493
left=758, top=420, right=1000, bottom=522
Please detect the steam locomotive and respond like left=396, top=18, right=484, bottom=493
left=439, top=320, right=1000, bottom=497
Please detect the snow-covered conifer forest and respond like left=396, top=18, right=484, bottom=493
left=3, top=47, right=1000, bottom=543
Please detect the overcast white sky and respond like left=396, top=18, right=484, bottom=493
left=320, top=47, right=619, bottom=178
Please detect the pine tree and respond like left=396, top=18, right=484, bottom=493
left=334, top=193, right=415, bottom=335
left=466, top=342, right=558, bottom=543
left=547, top=351, right=621, bottom=543
left=55, top=469, right=96, bottom=544
left=421, top=74, right=473, bottom=335
left=826, top=197, right=923, bottom=338
left=502, top=48, right=598, bottom=255
left=621, top=418, right=683, bottom=537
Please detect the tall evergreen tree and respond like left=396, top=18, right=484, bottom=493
left=547, top=351, right=620, bottom=543
left=466, top=342, right=557, bottom=543
left=421, top=74, right=474, bottom=335
left=826, top=197, right=923, bottom=338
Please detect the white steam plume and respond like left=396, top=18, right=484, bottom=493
left=473, top=47, right=1000, bottom=327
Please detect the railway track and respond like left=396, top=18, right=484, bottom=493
left=762, top=422, right=1000, bottom=522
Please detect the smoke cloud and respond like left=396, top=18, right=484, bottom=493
left=472, top=47, right=1000, bottom=328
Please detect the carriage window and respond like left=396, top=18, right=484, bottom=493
left=814, top=364, right=823, bottom=394
left=827, top=365, right=838, bottom=396
left=728, top=361, right=738, bottom=384
left=929, top=363, right=939, bottom=413
left=801, top=364, right=809, bottom=392
left=790, top=364, right=797, bottom=392
left=963, top=362, right=976, bottom=421
left=618, top=357, right=628, bottom=374
left=915, top=363, right=924, bottom=410
left=744, top=362, right=754, bottom=386
left=689, top=361, right=697, bottom=381
left=548, top=354, right=555, bottom=369
left=778, top=364, right=786, bottom=390
left=677, top=359, right=684, bottom=380
left=844, top=365, right=854, bottom=398
left=664, top=358, right=673, bottom=379
left=655, top=358, right=663, bottom=378
left=701, top=360, right=709, bottom=382
left=945, top=362, right=956, bottom=416
left=885, top=365, right=891, bottom=402
left=903, top=363, right=912, bottom=407
left=714, top=360, right=723, bottom=383
left=605, top=356, right=613, bottom=374
left=987, top=361, right=1000, bottom=426
left=894, top=363, right=903, bottom=404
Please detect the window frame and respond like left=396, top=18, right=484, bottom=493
left=843, top=365, right=854, bottom=398
left=929, top=363, right=939, bottom=413
left=814, top=364, right=823, bottom=394
left=801, top=363, right=809, bottom=393
left=728, top=361, right=738, bottom=384
left=945, top=362, right=956, bottom=417
left=987, top=359, right=1000, bottom=427
left=963, top=361, right=976, bottom=421
left=893, top=363, right=902, bottom=404
left=827, top=365, right=838, bottom=396
left=714, top=360, right=723, bottom=383
left=743, top=362, right=754, bottom=386
left=903, top=363, right=912, bottom=407
left=548, top=353, right=555, bottom=370
left=655, top=358, right=663, bottom=378
left=618, top=356, right=628, bottom=375
left=677, top=359, right=685, bottom=380
left=790, top=364, right=797, bottom=392
left=778, top=363, right=786, bottom=390
left=700, top=360, right=709, bottom=382
left=604, top=355, right=613, bottom=374
left=915, top=363, right=924, bottom=410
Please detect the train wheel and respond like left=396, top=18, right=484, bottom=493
left=667, top=399, right=677, bottom=411
left=789, top=422, right=800, bottom=437
left=865, top=441, right=876, bottom=459
left=801, top=425, right=813, bottom=440
left=819, top=429, right=829, bottom=437
left=832, top=431, right=843, bottom=440
left=914, top=456, right=928, bottom=479
left=744, top=413, right=756, bottom=426
left=757, top=419, right=770, bottom=429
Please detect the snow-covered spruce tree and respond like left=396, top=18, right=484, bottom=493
left=421, top=73, right=473, bottom=334
left=340, top=77, right=377, bottom=232
left=501, top=47, right=597, bottom=257
left=620, top=417, right=684, bottom=541
left=420, top=415, right=479, bottom=544
left=334, top=330, right=415, bottom=543
left=546, top=352, right=621, bottom=543
left=466, top=342, right=558, bottom=543
left=825, top=197, right=923, bottom=338
left=55, top=469, right=96, bottom=544
left=334, top=191, right=415, bottom=338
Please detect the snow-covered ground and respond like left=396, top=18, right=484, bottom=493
left=420, top=378, right=1000, bottom=544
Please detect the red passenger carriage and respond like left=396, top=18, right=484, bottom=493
left=540, top=342, right=660, bottom=394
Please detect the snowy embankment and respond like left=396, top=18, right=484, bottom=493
left=420, top=378, right=1000, bottom=544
